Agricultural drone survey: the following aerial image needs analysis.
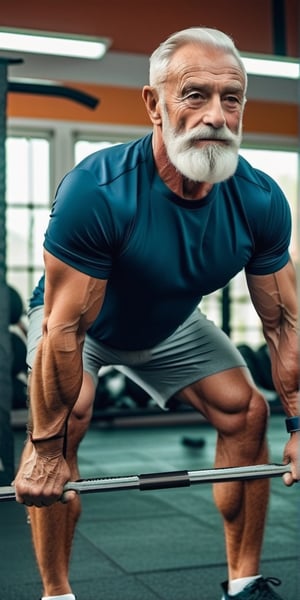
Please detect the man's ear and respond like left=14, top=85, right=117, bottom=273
left=142, top=86, right=162, bottom=125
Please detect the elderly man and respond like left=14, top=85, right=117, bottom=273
left=15, top=27, right=299, bottom=600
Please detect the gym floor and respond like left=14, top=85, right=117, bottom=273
left=1, top=411, right=299, bottom=600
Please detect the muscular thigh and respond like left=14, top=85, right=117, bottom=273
left=178, top=366, right=258, bottom=434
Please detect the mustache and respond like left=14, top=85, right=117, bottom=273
left=175, top=125, right=240, bottom=148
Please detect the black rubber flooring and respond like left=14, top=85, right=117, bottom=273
left=0, top=413, right=299, bottom=599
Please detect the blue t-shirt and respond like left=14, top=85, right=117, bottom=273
left=31, top=134, right=291, bottom=350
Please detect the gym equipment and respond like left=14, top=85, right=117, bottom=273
left=0, top=463, right=290, bottom=502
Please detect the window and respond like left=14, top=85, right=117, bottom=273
left=6, top=133, right=51, bottom=305
left=75, top=139, right=120, bottom=163
left=73, top=131, right=141, bottom=164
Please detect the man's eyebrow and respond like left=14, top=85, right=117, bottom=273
left=223, top=83, right=245, bottom=93
left=181, top=83, right=210, bottom=95
left=181, top=82, right=244, bottom=96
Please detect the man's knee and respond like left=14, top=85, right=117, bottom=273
left=215, top=387, right=270, bottom=468
left=179, top=368, right=269, bottom=436
left=245, top=386, right=269, bottom=439
left=242, top=383, right=269, bottom=422
left=221, top=385, right=269, bottom=438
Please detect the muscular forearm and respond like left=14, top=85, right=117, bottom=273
left=263, top=323, right=299, bottom=416
left=29, top=325, right=84, bottom=442
left=247, top=263, right=299, bottom=416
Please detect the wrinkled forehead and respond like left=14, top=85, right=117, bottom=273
left=165, top=43, right=246, bottom=91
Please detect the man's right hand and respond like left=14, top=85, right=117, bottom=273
left=14, top=439, right=77, bottom=507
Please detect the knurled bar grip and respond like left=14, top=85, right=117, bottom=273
left=0, top=463, right=290, bottom=502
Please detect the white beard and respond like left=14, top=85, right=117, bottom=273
left=162, top=107, right=242, bottom=184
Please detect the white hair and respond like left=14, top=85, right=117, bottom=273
left=149, top=27, right=247, bottom=92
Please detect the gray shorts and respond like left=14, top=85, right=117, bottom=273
left=27, top=306, right=246, bottom=409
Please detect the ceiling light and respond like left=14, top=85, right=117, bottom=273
left=241, top=53, right=299, bottom=79
left=0, top=27, right=111, bottom=59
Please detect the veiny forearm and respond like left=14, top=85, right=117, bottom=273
left=247, top=264, right=299, bottom=415
left=29, top=323, right=84, bottom=441
left=263, top=320, right=299, bottom=415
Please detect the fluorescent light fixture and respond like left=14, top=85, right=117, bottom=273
left=241, top=52, right=299, bottom=79
left=0, top=27, right=111, bottom=59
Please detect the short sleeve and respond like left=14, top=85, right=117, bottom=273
left=245, top=175, right=291, bottom=275
left=44, top=168, right=116, bottom=278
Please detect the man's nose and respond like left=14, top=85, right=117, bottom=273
left=202, top=96, right=226, bottom=129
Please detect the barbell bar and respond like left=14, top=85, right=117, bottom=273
left=0, top=463, right=291, bottom=502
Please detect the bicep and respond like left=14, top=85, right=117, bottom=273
left=246, top=260, right=297, bottom=329
left=43, top=250, right=107, bottom=332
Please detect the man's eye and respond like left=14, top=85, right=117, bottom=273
left=184, top=91, right=205, bottom=103
left=224, top=95, right=241, bottom=105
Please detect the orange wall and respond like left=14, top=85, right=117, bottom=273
left=7, top=83, right=298, bottom=137
left=1, top=0, right=299, bottom=57
left=3, top=1, right=299, bottom=137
